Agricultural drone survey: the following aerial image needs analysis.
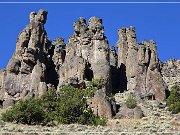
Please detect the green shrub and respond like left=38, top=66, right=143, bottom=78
left=2, top=98, right=46, bottom=125
left=83, top=85, right=97, bottom=98
left=41, top=87, right=59, bottom=122
left=168, top=102, right=180, bottom=114
left=166, top=85, right=180, bottom=114
left=89, top=79, right=106, bottom=89
left=78, top=109, right=107, bottom=126
left=2, top=84, right=106, bottom=126
left=125, top=95, right=137, bottom=109
left=52, top=85, right=105, bottom=125
left=54, top=85, right=86, bottom=124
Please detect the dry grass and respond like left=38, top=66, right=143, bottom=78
left=107, top=118, right=141, bottom=130
left=172, top=121, right=180, bottom=131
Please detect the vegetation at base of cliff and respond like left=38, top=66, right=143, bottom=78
left=166, top=85, right=180, bottom=114
left=2, top=84, right=106, bottom=126
left=89, top=79, right=106, bottom=89
left=125, top=95, right=137, bottom=109
left=1, top=98, right=46, bottom=125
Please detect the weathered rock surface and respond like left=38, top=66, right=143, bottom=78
left=57, top=17, right=112, bottom=93
left=91, top=90, right=117, bottom=119
left=0, top=70, right=5, bottom=100
left=116, top=27, right=166, bottom=101
left=1, top=9, right=180, bottom=119
left=3, top=99, right=15, bottom=109
left=0, top=10, right=55, bottom=101
left=161, top=59, right=180, bottom=90
left=52, top=37, right=66, bottom=72
left=118, top=105, right=143, bottom=119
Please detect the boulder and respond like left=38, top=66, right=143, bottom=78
left=119, top=105, right=143, bottom=119
left=133, top=106, right=144, bottom=119
left=91, top=90, right=116, bottom=119
left=3, top=99, right=15, bottom=108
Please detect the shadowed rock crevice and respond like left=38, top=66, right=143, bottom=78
left=118, top=63, right=127, bottom=93
left=85, top=63, right=94, bottom=81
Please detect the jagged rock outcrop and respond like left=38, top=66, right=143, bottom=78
left=0, top=10, right=55, bottom=101
left=161, top=59, right=180, bottom=90
left=57, top=17, right=112, bottom=92
left=54, top=17, right=117, bottom=117
left=52, top=37, right=66, bottom=72
left=0, top=11, right=118, bottom=118
left=1, top=9, right=179, bottom=118
left=116, top=27, right=166, bottom=101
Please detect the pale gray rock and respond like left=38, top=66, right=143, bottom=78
left=58, top=56, right=86, bottom=89
left=52, top=37, right=66, bottom=72
left=30, top=61, right=47, bottom=95
left=119, top=105, right=143, bottom=119
left=133, top=106, right=144, bottom=119
left=29, top=12, right=36, bottom=23
left=6, top=58, right=21, bottom=74
left=161, top=59, right=180, bottom=90
left=3, top=99, right=15, bottom=108
left=109, top=46, right=117, bottom=67
left=37, top=82, right=48, bottom=97
left=35, top=9, right=48, bottom=24
left=0, top=70, right=5, bottom=100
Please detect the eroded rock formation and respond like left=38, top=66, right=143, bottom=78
left=0, top=9, right=179, bottom=118
left=57, top=17, right=112, bottom=93
left=0, top=10, right=54, bottom=101
left=116, top=27, right=166, bottom=101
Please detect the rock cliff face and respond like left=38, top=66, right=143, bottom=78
left=161, top=59, right=180, bottom=90
left=0, top=9, right=179, bottom=117
left=116, top=27, right=166, bottom=101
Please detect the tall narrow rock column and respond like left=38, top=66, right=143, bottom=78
left=88, top=17, right=111, bottom=91
left=116, top=26, right=166, bottom=101
left=1, top=10, right=51, bottom=100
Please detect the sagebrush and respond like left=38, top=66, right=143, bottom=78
left=125, top=95, right=137, bottom=109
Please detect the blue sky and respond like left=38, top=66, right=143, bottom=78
left=0, top=3, right=180, bottom=69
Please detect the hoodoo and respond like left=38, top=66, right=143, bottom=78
left=0, top=10, right=179, bottom=118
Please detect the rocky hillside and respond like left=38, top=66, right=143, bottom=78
left=0, top=100, right=180, bottom=133
left=161, top=59, right=180, bottom=90
left=0, top=9, right=180, bottom=127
